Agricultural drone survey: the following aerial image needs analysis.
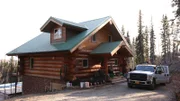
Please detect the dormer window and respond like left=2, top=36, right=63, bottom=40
left=54, top=28, right=62, bottom=39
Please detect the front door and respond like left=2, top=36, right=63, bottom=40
left=155, top=66, right=166, bottom=84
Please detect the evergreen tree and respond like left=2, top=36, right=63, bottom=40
left=135, top=37, right=140, bottom=64
left=121, top=25, right=125, bottom=35
left=126, top=31, right=131, bottom=46
left=132, top=38, right=136, bottom=66
left=144, top=26, right=149, bottom=62
left=160, top=15, right=170, bottom=63
left=136, top=10, right=144, bottom=64
left=172, top=42, right=176, bottom=60
left=172, top=0, right=180, bottom=17
left=150, top=18, right=155, bottom=64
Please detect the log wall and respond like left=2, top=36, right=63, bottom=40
left=23, top=56, right=64, bottom=79
left=79, top=26, right=114, bottom=50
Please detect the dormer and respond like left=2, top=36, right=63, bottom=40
left=40, top=17, right=88, bottom=44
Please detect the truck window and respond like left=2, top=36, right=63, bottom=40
left=156, top=66, right=164, bottom=73
left=135, top=66, right=155, bottom=72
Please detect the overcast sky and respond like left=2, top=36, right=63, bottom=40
left=0, top=0, right=174, bottom=59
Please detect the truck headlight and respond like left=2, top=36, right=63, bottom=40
left=147, top=75, right=153, bottom=80
left=127, top=73, right=130, bottom=79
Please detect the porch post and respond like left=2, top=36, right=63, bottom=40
left=104, top=57, right=108, bottom=75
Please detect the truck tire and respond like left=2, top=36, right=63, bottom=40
left=128, top=83, right=132, bottom=88
left=149, top=79, right=155, bottom=90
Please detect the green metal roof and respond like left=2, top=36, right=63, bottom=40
left=91, top=41, right=122, bottom=55
left=52, top=17, right=88, bottom=29
left=7, top=16, right=111, bottom=55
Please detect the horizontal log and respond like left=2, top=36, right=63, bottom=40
left=75, top=73, right=93, bottom=78
left=25, top=67, right=61, bottom=72
left=77, top=69, right=99, bottom=74
left=75, top=54, right=89, bottom=57
left=24, top=60, right=64, bottom=64
left=107, top=65, right=118, bottom=67
left=71, top=56, right=89, bottom=58
left=24, top=57, right=64, bottom=61
left=112, top=68, right=120, bottom=71
left=33, top=64, right=62, bottom=68
left=108, top=61, right=115, bottom=64
left=34, top=61, right=64, bottom=65
left=25, top=74, right=60, bottom=79
left=24, top=65, right=62, bottom=68
left=91, top=65, right=101, bottom=68
left=78, top=66, right=101, bottom=70
left=25, top=70, right=60, bottom=76
left=113, top=71, right=120, bottom=74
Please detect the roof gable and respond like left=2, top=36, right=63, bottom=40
left=40, top=17, right=88, bottom=32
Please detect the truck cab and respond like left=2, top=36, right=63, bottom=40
left=127, top=64, right=170, bottom=89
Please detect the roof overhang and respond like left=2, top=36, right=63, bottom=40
left=90, top=41, right=124, bottom=56
left=40, top=17, right=88, bottom=33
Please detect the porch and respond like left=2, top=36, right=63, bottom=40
left=65, top=41, right=133, bottom=85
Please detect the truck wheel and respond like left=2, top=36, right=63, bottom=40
left=161, top=83, right=166, bottom=86
left=128, top=83, right=132, bottom=88
left=149, top=80, right=155, bottom=90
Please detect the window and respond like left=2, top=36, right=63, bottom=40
left=54, top=28, right=62, bottom=39
left=82, top=59, right=88, bottom=68
left=30, top=58, right=34, bottom=69
left=114, top=59, right=118, bottom=66
left=108, top=35, right=112, bottom=42
left=91, top=34, right=96, bottom=42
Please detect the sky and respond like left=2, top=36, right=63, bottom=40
left=0, top=0, right=174, bottom=59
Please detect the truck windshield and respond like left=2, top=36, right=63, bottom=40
left=135, top=66, right=154, bottom=72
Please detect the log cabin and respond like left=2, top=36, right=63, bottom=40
left=7, top=16, right=133, bottom=94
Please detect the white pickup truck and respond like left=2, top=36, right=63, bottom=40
left=127, top=64, right=170, bottom=90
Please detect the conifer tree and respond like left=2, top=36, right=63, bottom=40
left=136, top=10, right=144, bottom=64
left=121, top=25, right=125, bottom=35
left=144, top=26, right=149, bottom=62
left=126, top=31, right=131, bottom=46
left=150, top=18, right=155, bottom=64
left=160, top=15, right=170, bottom=63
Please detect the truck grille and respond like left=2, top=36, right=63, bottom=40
left=130, top=73, right=147, bottom=81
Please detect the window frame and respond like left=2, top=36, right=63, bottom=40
left=82, top=58, right=88, bottom=68
left=91, top=34, right=96, bottom=42
left=29, top=57, right=34, bottom=69
left=114, top=58, right=118, bottom=66
left=54, top=28, right=62, bottom=39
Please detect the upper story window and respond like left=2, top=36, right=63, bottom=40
left=29, top=57, right=34, bottom=69
left=83, top=59, right=88, bottom=68
left=91, top=34, right=96, bottom=42
left=54, top=28, right=62, bottom=39
left=108, top=35, right=112, bottom=42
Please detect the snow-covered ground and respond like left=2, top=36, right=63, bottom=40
left=0, top=82, right=22, bottom=95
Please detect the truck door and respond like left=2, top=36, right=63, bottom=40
left=155, top=66, right=166, bottom=84
left=163, top=66, right=170, bottom=83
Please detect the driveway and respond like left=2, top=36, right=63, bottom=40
left=6, top=82, right=176, bottom=101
